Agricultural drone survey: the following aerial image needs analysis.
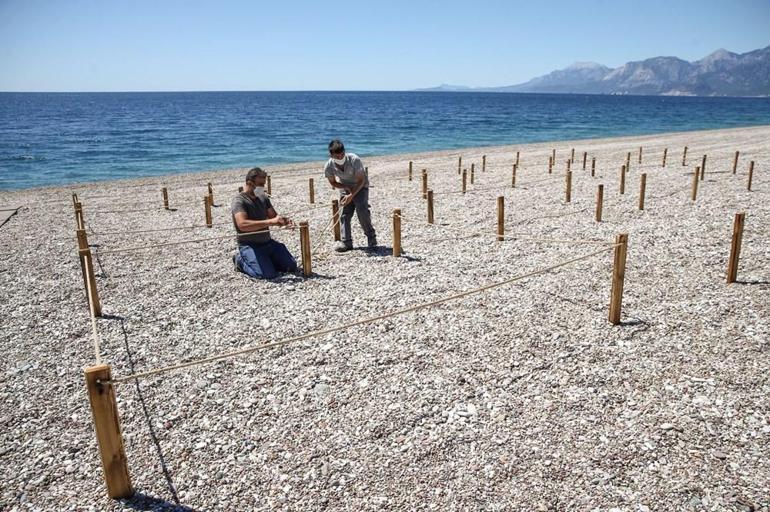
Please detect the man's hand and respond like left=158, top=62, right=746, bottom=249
left=340, top=194, right=353, bottom=206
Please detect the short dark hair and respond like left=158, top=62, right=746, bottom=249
left=328, top=139, right=345, bottom=154
left=245, top=167, right=267, bottom=182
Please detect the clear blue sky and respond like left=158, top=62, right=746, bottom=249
left=1, top=0, right=768, bottom=91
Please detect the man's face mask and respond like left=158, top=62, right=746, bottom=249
left=332, top=154, right=346, bottom=166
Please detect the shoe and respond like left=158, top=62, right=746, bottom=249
left=232, top=254, right=241, bottom=273
left=367, top=237, right=378, bottom=249
left=335, top=241, right=353, bottom=252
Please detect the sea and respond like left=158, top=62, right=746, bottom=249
left=1, top=91, right=769, bottom=190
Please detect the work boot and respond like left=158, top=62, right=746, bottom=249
left=367, top=236, right=378, bottom=249
left=335, top=241, right=353, bottom=252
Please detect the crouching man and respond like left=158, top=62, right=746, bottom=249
left=324, top=139, right=377, bottom=251
left=232, top=167, right=298, bottom=279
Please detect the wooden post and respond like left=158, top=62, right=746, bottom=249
left=732, top=151, right=739, bottom=174
left=76, top=229, right=90, bottom=302
left=308, top=178, right=315, bottom=204
left=570, top=148, right=575, bottom=163
left=72, top=193, right=79, bottom=207
left=161, top=187, right=169, bottom=209
left=747, top=161, right=754, bottom=191
left=565, top=171, right=572, bottom=203
left=591, top=157, right=596, bottom=177
left=682, top=146, right=688, bottom=166
left=331, top=200, right=341, bottom=241
left=427, top=190, right=434, bottom=224
left=482, top=155, right=486, bottom=172
left=595, top=185, right=604, bottom=222
left=662, top=148, right=668, bottom=168
left=462, top=170, right=467, bottom=193
left=726, top=212, right=745, bottom=284
left=76, top=228, right=89, bottom=251
left=511, top=164, right=517, bottom=188
left=566, top=159, right=571, bottom=173
left=515, top=151, right=520, bottom=167
left=700, top=155, right=706, bottom=181
left=620, top=165, right=626, bottom=195
left=548, top=156, right=553, bottom=174
left=207, top=183, right=214, bottom=204
left=458, top=156, right=462, bottom=175
left=691, top=167, right=700, bottom=201
left=392, top=209, right=401, bottom=257
left=421, top=169, right=428, bottom=199
left=608, top=233, right=629, bottom=325
left=79, top=248, right=102, bottom=317
left=299, top=221, right=311, bottom=276
left=84, top=365, right=133, bottom=499
left=267, top=175, right=272, bottom=196
left=497, top=196, right=504, bottom=241
left=638, top=146, right=643, bottom=164
left=470, top=163, right=475, bottom=184
left=638, top=173, right=647, bottom=210
left=408, top=161, right=413, bottom=181
left=625, top=152, right=631, bottom=173
left=582, top=151, right=587, bottom=170
left=204, top=195, right=212, bottom=227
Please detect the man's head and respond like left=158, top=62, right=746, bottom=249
left=328, top=139, right=345, bottom=164
left=245, top=167, right=267, bottom=190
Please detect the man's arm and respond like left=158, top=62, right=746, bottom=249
left=266, top=207, right=294, bottom=228
left=341, top=174, right=365, bottom=206
left=326, top=176, right=347, bottom=190
left=233, top=211, right=280, bottom=232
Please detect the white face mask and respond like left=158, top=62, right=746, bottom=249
left=333, top=156, right=346, bottom=166
left=253, top=186, right=265, bottom=195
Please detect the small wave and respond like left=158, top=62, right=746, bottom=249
left=4, top=155, right=47, bottom=162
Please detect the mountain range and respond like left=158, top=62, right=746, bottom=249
left=418, top=46, right=770, bottom=97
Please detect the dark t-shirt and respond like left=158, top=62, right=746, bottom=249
left=231, top=192, right=273, bottom=244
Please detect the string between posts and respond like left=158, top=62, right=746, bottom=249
left=107, top=245, right=617, bottom=385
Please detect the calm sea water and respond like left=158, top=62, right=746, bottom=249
left=1, top=91, right=769, bottom=190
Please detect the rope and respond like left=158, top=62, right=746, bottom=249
left=91, top=220, right=232, bottom=236
left=89, top=206, right=167, bottom=215
left=107, top=244, right=617, bottom=384
left=82, top=254, right=103, bottom=364
left=96, top=234, right=237, bottom=255
left=310, top=213, right=341, bottom=258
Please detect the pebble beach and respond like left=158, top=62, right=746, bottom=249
left=0, top=125, right=769, bottom=511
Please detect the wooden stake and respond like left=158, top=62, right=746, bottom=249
left=591, top=157, right=596, bottom=177
left=565, top=171, right=572, bottom=203
left=76, top=228, right=89, bottom=251
left=570, top=148, right=575, bottom=163
left=726, top=212, right=745, bottom=284
left=458, top=156, right=462, bottom=175
left=84, top=365, right=133, bottom=499
left=462, top=169, right=467, bottom=193
left=682, top=146, right=688, bottom=166
left=421, top=169, right=428, bottom=199
left=392, top=209, right=401, bottom=257
left=408, top=161, right=413, bottom=181
left=582, top=151, right=587, bottom=170
left=75, top=202, right=84, bottom=230
left=497, top=196, right=505, bottom=241
left=207, top=183, right=214, bottom=204
left=608, top=233, right=629, bottom=325
left=72, top=193, right=79, bottom=207
left=638, top=173, right=647, bottom=210
left=732, top=151, right=739, bottom=174
left=747, top=161, right=754, bottom=191
left=566, top=159, right=571, bottom=173
left=595, top=185, right=604, bottom=222
left=620, top=165, right=626, bottom=195
left=700, top=155, right=706, bottom=181
left=331, top=200, right=341, bottom=241
left=299, top=221, right=311, bottom=276
left=470, top=163, right=475, bottom=184
left=548, top=156, right=553, bottom=174
left=482, top=155, right=486, bottom=172
left=308, top=178, right=315, bottom=204
left=161, top=187, right=169, bottom=209
left=79, top=248, right=102, bottom=317
left=691, top=167, right=700, bottom=201
left=551, top=148, right=556, bottom=165
left=204, top=195, right=212, bottom=227
left=511, top=164, right=517, bottom=188
left=626, top=152, right=631, bottom=173
left=427, top=190, right=434, bottom=224
left=267, top=175, right=272, bottom=196
left=515, top=151, right=520, bottom=166
left=76, top=229, right=90, bottom=304
left=638, top=146, right=643, bottom=164
left=662, top=148, right=668, bottom=168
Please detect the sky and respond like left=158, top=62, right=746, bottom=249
left=1, top=0, right=769, bottom=92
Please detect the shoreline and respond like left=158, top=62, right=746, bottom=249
left=1, top=124, right=769, bottom=196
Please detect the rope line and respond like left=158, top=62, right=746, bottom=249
left=96, top=234, right=237, bottom=255
left=107, top=244, right=616, bottom=384
left=91, top=221, right=232, bottom=236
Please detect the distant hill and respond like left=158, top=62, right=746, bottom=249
left=416, top=46, right=770, bottom=97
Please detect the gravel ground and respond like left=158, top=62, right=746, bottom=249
left=0, top=126, right=768, bottom=511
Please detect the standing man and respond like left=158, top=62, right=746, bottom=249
left=324, top=139, right=377, bottom=251
left=231, top=167, right=298, bottom=279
